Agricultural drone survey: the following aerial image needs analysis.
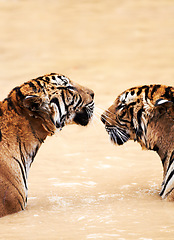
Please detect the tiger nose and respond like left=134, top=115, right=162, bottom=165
left=88, top=90, right=94, bottom=99
left=90, top=92, right=94, bottom=99
left=85, top=88, right=94, bottom=100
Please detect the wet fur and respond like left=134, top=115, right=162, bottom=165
left=0, top=73, right=94, bottom=217
left=101, top=84, right=174, bottom=200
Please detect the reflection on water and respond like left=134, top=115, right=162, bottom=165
left=0, top=0, right=174, bottom=239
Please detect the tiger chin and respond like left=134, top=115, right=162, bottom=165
left=101, top=84, right=174, bottom=201
left=0, top=73, right=94, bottom=217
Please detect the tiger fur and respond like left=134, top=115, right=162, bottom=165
left=101, top=84, right=174, bottom=200
left=0, top=73, right=94, bottom=217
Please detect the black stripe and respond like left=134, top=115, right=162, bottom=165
left=125, top=92, right=129, bottom=99
left=160, top=151, right=174, bottom=196
left=166, top=151, right=174, bottom=173
left=60, top=114, right=66, bottom=123
left=17, top=137, right=27, bottom=175
left=151, top=85, right=161, bottom=97
left=34, top=79, right=44, bottom=89
left=129, top=107, right=134, bottom=127
left=14, top=87, right=25, bottom=101
left=6, top=97, right=19, bottom=114
left=61, top=90, right=68, bottom=112
left=145, top=86, right=150, bottom=100
left=137, top=85, right=150, bottom=97
left=136, top=108, right=144, bottom=137
left=13, top=156, right=27, bottom=191
left=127, top=102, right=136, bottom=108
left=162, top=87, right=172, bottom=99
left=28, top=82, right=37, bottom=93
left=17, top=199, right=24, bottom=210
left=77, top=99, right=84, bottom=109
left=73, top=95, right=82, bottom=109
left=119, top=118, right=131, bottom=124
left=45, top=77, right=50, bottom=82
left=116, top=104, right=124, bottom=111
left=160, top=169, right=174, bottom=197
left=153, top=145, right=159, bottom=153
left=137, top=88, right=142, bottom=96
left=137, top=108, right=143, bottom=125
left=67, top=89, right=74, bottom=97
left=0, top=107, right=3, bottom=116
left=6, top=97, right=16, bottom=111
left=141, top=85, right=149, bottom=89
left=36, top=76, right=44, bottom=81
left=161, top=153, right=168, bottom=166
left=0, top=129, right=2, bottom=141
left=131, top=90, right=135, bottom=95
left=120, top=111, right=126, bottom=118
left=50, top=97, right=62, bottom=116
left=31, top=144, right=39, bottom=164
left=67, top=86, right=76, bottom=91
left=56, top=86, right=74, bottom=91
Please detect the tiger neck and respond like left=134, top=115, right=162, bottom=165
left=151, top=144, right=171, bottom=174
left=139, top=124, right=174, bottom=199
left=0, top=100, right=50, bottom=174
left=145, top=114, right=174, bottom=174
left=0, top=103, right=49, bottom=204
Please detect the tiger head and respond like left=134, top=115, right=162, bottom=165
left=8, top=73, right=94, bottom=136
left=101, top=85, right=174, bottom=149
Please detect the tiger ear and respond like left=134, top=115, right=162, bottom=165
left=23, top=95, right=56, bottom=134
left=155, top=99, right=173, bottom=108
left=23, top=95, right=43, bottom=111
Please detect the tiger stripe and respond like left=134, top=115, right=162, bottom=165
left=0, top=73, right=94, bottom=217
left=101, top=84, right=174, bottom=200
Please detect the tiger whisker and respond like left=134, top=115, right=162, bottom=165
left=97, top=111, right=118, bottom=126
left=95, top=105, right=117, bottom=117
left=94, top=105, right=118, bottom=124
left=106, top=124, right=130, bottom=145
left=94, top=110, right=116, bottom=125
left=111, top=130, right=118, bottom=144
left=90, top=115, right=102, bottom=129
left=116, top=128, right=128, bottom=142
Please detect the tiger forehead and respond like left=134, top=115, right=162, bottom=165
left=8, top=73, right=72, bottom=99
left=119, top=84, right=173, bottom=104
left=42, top=73, right=70, bottom=86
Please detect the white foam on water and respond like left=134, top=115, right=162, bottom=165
left=87, top=233, right=120, bottom=239
left=52, top=181, right=96, bottom=188
left=53, top=182, right=82, bottom=187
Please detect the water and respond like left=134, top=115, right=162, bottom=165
left=0, top=0, right=174, bottom=239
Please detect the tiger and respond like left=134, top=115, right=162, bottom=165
left=101, top=84, right=174, bottom=200
left=0, top=73, right=94, bottom=217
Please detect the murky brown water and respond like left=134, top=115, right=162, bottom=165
left=0, top=0, right=174, bottom=239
